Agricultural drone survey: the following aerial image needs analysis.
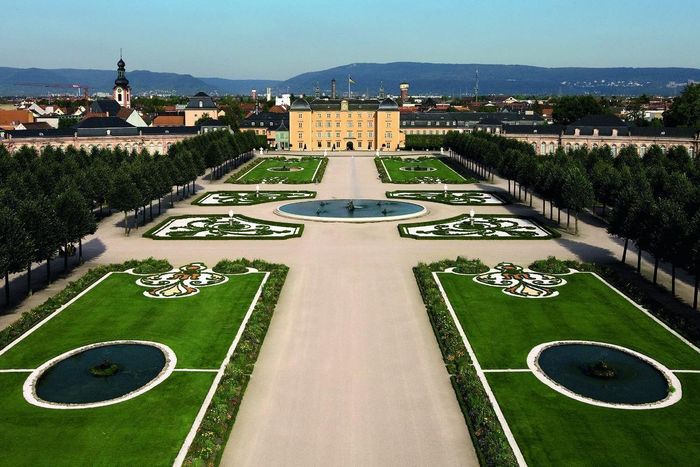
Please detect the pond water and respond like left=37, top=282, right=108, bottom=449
left=35, top=343, right=167, bottom=405
left=537, top=343, right=670, bottom=405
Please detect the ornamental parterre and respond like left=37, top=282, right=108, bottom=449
left=145, top=215, right=303, bottom=239
left=387, top=190, right=506, bottom=205
left=473, top=262, right=566, bottom=298
left=136, top=263, right=228, bottom=298
left=399, top=215, right=555, bottom=239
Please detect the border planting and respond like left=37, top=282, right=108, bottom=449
left=414, top=258, right=518, bottom=467
left=184, top=258, right=288, bottom=465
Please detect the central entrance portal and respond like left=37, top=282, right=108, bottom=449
left=346, top=141, right=354, bottom=150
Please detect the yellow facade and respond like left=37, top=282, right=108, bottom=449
left=290, top=98, right=403, bottom=151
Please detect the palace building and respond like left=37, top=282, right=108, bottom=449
left=289, top=97, right=403, bottom=151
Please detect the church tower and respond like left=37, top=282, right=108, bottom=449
left=113, top=54, right=131, bottom=108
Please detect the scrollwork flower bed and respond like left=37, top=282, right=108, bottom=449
left=399, top=214, right=559, bottom=240
left=386, top=190, right=509, bottom=205
left=143, top=214, right=303, bottom=240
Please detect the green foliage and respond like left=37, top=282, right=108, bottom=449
left=528, top=256, right=577, bottom=274
left=413, top=260, right=518, bottom=467
left=212, top=259, right=250, bottom=274
left=453, top=257, right=490, bottom=274
left=664, top=83, right=700, bottom=128
left=404, top=134, right=446, bottom=150
left=131, top=257, right=172, bottom=274
left=552, top=95, right=605, bottom=125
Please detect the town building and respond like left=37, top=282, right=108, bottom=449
left=240, top=112, right=289, bottom=150
left=501, top=114, right=699, bottom=157
left=289, top=97, right=402, bottom=151
left=184, top=92, right=218, bottom=126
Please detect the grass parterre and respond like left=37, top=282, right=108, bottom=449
left=420, top=258, right=700, bottom=466
left=0, top=258, right=288, bottom=466
left=228, top=157, right=327, bottom=184
left=375, top=156, right=477, bottom=184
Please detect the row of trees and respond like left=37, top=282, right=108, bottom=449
left=445, top=131, right=700, bottom=309
left=0, top=129, right=260, bottom=306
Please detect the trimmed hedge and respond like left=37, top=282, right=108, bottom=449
left=398, top=214, right=561, bottom=240
left=311, top=157, right=329, bottom=183
left=185, top=259, right=288, bottom=465
left=414, top=259, right=518, bottom=467
left=404, top=134, right=446, bottom=151
left=0, top=258, right=172, bottom=353
left=528, top=256, right=700, bottom=347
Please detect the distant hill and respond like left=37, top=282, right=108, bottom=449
left=0, top=67, right=280, bottom=97
left=283, top=62, right=700, bottom=96
left=1, top=62, right=699, bottom=97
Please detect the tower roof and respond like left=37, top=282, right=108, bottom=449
left=114, top=57, right=129, bottom=87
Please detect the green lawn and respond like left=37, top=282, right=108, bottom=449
left=0, top=269, right=266, bottom=465
left=436, top=270, right=700, bottom=466
left=230, top=158, right=325, bottom=184
left=376, top=157, right=475, bottom=183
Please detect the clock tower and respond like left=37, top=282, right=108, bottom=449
left=113, top=54, right=131, bottom=108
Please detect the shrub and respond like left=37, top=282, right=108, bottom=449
left=213, top=259, right=249, bottom=274
left=132, top=257, right=173, bottom=274
left=528, top=256, right=576, bottom=274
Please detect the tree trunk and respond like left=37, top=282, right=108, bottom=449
left=567, top=209, right=570, bottom=229
left=124, top=211, right=129, bottom=236
left=63, top=242, right=68, bottom=271
left=170, top=189, right=174, bottom=208
left=529, top=191, right=533, bottom=207
left=158, top=197, right=162, bottom=214
left=192, top=179, right=196, bottom=195
left=47, top=256, right=51, bottom=283
left=508, top=179, right=511, bottom=193
left=671, top=264, right=676, bottom=295
left=622, top=238, right=629, bottom=263
left=653, top=257, right=659, bottom=284
left=574, top=212, right=579, bottom=235
left=79, top=238, right=83, bottom=264
left=27, top=263, right=32, bottom=296
left=557, top=208, right=561, bottom=225
left=542, top=197, right=546, bottom=216
left=134, top=209, right=139, bottom=231
left=142, top=205, right=147, bottom=226
left=150, top=201, right=153, bottom=220
left=550, top=200, right=553, bottom=219
left=637, top=246, right=642, bottom=274
left=4, top=271, right=9, bottom=306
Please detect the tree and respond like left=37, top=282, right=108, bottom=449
left=561, top=165, right=594, bottom=234
left=18, top=196, right=61, bottom=291
left=552, top=96, right=604, bottom=125
left=0, top=207, right=32, bottom=305
left=54, top=185, right=96, bottom=268
left=664, top=83, right=700, bottom=128
left=107, top=169, right=142, bottom=236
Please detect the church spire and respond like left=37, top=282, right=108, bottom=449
left=113, top=52, right=131, bottom=108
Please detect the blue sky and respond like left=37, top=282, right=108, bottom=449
left=3, top=0, right=699, bottom=79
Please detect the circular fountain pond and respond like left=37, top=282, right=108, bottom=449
left=24, top=340, right=176, bottom=409
left=267, top=166, right=304, bottom=173
left=275, top=199, right=427, bottom=222
left=399, top=166, right=437, bottom=172
left=528, top=341, right=680, bottom=409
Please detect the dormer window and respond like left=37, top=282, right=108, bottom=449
left=199, top=101, right=203, bottom=108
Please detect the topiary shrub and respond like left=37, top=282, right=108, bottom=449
left=453, top=257, right=490, bottom=274
left=213, top=259, right=250, bottom=274
left=529, top=256, right=578, bottom=274
left=131, top=257, right=172, bottom=274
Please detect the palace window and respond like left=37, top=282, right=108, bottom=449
left=347, top=121, right=353, bottom=127
left=298, top=122, right=303, bottom=128
left=336, top=132, right=341, bottom=137
left=385, top=132, right=392, bottom=139
left=298, top=132, right=303, bottom=139
left=368, top=131, right=374, bottom=137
